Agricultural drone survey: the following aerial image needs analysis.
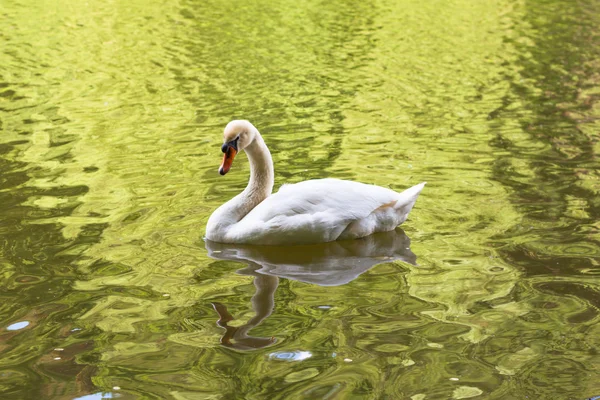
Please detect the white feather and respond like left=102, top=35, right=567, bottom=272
left=227, top=179, right=425, bottom=244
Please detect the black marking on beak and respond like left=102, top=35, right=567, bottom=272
left=221, top=137, right=239, bottom=153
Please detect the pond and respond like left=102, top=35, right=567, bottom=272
left=1, top=0, right=599, bottom=398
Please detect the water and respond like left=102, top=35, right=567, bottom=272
left=1, top=0, right=599, bottom=398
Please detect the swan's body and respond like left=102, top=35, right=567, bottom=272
left=206, top=120, right=425, bottom=245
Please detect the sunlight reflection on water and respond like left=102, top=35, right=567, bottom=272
left=0, top=0, right=599, bottom=398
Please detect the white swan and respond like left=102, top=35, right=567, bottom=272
left=206, top=120, right=425, bottom=245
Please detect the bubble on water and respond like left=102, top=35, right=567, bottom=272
left=6, top=321, right=30, bottom=331
left=268, top=351, right=312, bottom=361
left=73, top=392, right=115, bottom=400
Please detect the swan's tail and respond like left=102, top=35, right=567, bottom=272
left=395, top=182, right=426, bottom=223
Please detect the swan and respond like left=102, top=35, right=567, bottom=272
left=205, top=120, right=425, bottom=245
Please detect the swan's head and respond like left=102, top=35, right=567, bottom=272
left=219, top=120, right=257, bottom=175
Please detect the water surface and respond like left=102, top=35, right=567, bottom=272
left=1, top=0, right=599, bottom=398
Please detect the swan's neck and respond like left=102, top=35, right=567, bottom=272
left=243, top=133, right=274, bottom=205
left=210, top=132, right=274, bottom=230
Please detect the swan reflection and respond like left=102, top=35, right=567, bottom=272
left=206, top=229, right=417, bottom=350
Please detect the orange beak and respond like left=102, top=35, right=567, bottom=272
left=219, top=145, right=237, bottom=175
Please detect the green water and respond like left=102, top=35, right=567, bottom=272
left=1, top=0, right=599, bottom=398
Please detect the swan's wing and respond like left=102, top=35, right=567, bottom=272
left=228, top=179, right=422, bottom=244
left=249, top=179, right=397, bottom=221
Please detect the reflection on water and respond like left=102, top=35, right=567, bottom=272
left=207, top=230, right=416, bottom=350
left=1, top=0, right=600, bottom=398
left=206, top=229, right=416, bottom=286
left=211, top=268, right=279, bottom=351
